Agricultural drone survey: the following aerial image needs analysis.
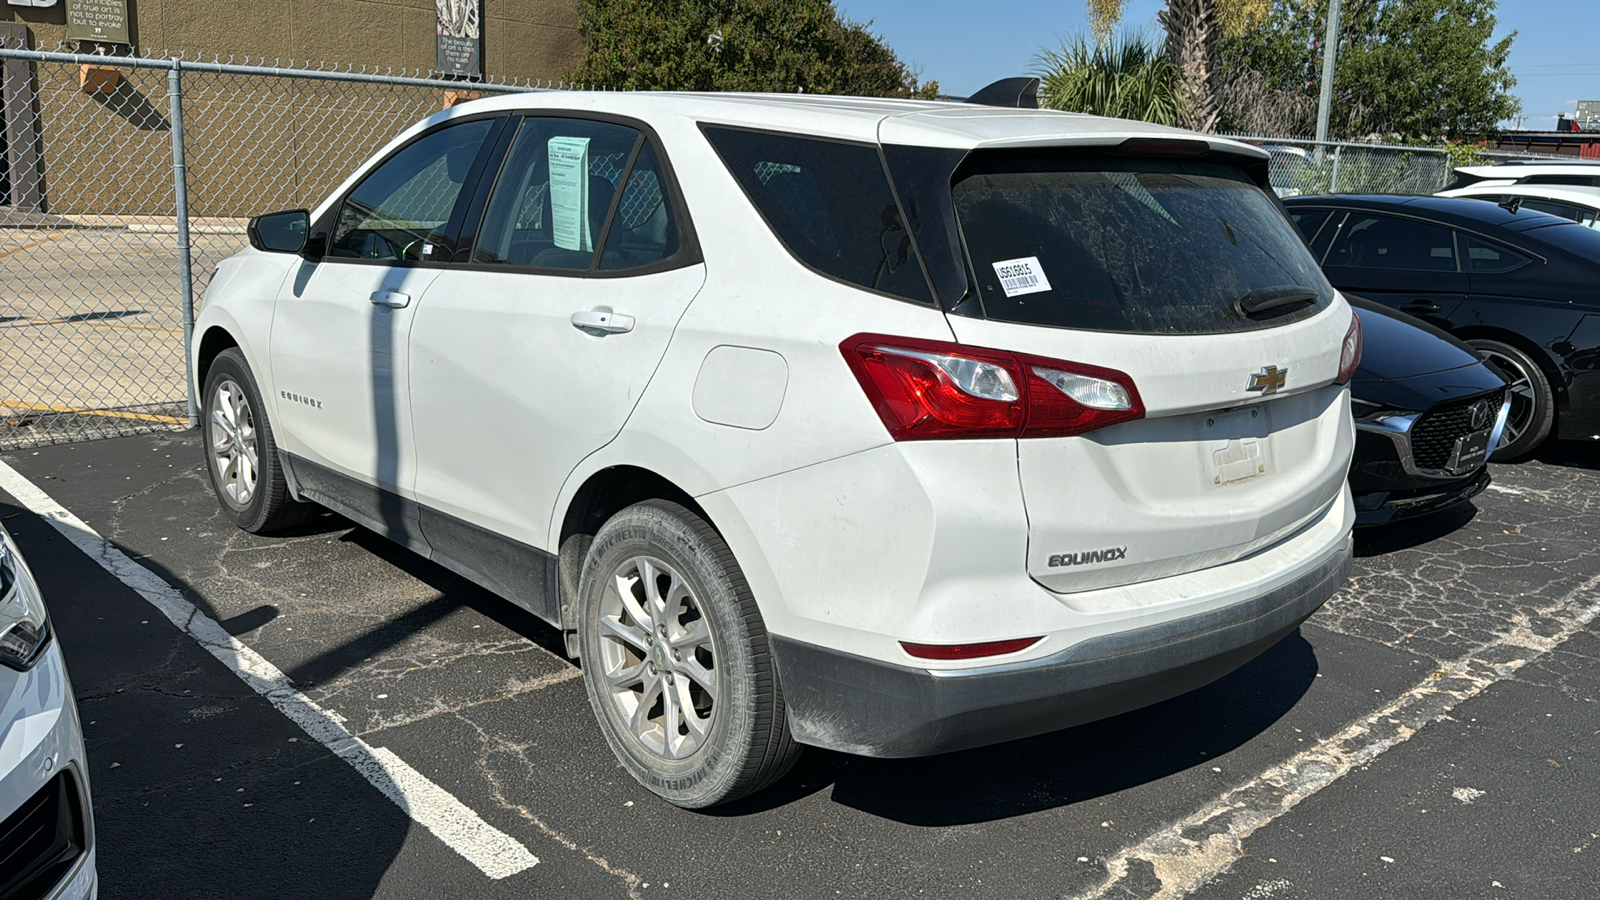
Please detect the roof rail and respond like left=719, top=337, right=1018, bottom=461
left=964, top=77, right=1040, bottom=110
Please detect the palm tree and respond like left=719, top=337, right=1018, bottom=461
left=1159, top=0, right=1220, bottom=132
left=1035, top=33, right=1182, bottom=126
left=1084, top=0, right=1271, bottom=133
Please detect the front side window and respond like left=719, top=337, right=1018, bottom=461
left=1324, top=213, right=1458, bottom=272
left=473, top=117, right=652, bottom=271
left=952, top=156, right=1331, bottom=334
left=329, top=119, right=495, bottom=262
left=1290, top=208, right=1332, bottom=244
left=703, top=126, right=933, bottom=304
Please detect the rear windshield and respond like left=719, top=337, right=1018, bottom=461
left=953, top=157, right=1333, bottom=334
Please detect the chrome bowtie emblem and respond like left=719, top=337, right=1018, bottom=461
left=1246, top=365, right=1288, bottom=395
left=1469, top=399, right=1491, bottom=430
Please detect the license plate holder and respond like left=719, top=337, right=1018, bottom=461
left=1447, top=428, right=1492, bottom=475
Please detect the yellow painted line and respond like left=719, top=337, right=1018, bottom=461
left=0, top=231, right=68, bottom=260
left=1, top=400, right=186, bottom=424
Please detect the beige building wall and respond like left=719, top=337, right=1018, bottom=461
left=2, top=0, right=582, bottom=215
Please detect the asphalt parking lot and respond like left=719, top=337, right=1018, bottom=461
left=2, top=432, right=1598, bottom=899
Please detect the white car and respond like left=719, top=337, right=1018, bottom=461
left=1436, top=183, right=1600, bottom=230
left=1446, top=160, right=1600, bottom=191
left=0, top=524, right=97, bottom=899
left=195, top=90, right=1359, bottom=807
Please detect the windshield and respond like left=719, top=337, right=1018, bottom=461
left=952, top=156, right=1334, bottom=334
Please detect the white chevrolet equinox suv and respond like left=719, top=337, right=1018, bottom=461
left=195, top=88, right=1359, bottom=807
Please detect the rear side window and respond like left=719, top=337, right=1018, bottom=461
left=1518, top=198, right=1600, bottom=229
left=953, top=157, right=1331, bottom=334
left=1325, top=213, right=1457, bottom=272
left=473, top=117, right=647, bottom=271
left=702, top=126, right=933, bottom=304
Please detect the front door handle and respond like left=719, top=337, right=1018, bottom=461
left=370, top=290, right=411, bottom=308
left=570, top=307, right=635, bottom=335
left=1401, top=300, right=1440, bottom=314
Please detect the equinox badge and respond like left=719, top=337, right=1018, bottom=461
left=1246, top=365, right=1288, bottom=395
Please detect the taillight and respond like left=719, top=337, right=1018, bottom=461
left=1335, top=311, right=1362, bottom=385
left=841, top=334, right=1145, bottom=441
left=900, top=637, right=1042, bottom=660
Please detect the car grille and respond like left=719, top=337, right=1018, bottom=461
left=1410, top=391, right=1503, bottom=472
left=0, top=772, right=86, bottom=900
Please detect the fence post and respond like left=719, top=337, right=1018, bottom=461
left=167, top=59, right=198, bottom=428
left=1329, top=144, right=1343, bottom=194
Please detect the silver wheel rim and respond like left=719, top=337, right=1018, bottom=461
left=209, top=379, right=259, bottom=508
left=1476, top=346, right=1537, bottom=455
left=598, top=555, right=717, bottom=760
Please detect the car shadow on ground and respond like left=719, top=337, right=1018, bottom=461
left=1531, top=440, right=1600, bottom=472
left=1352, top=501, right=1478, bottom=557
left=0, top=499, right=416, bottom=900
left=715, top=631, right=1319, bottom=826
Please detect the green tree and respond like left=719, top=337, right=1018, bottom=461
left=1036, top=33, right=1182, bottom=126
left=1222, top=0, right=1519, bottom=140
left=569, top=0, right=937, bottom=98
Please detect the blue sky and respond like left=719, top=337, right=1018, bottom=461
left=834, top=0, right=1596, bottom=131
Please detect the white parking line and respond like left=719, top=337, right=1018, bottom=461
left=0, top=460, right=539, bottom=880
left=1078, top=574, right=1600, bottom=900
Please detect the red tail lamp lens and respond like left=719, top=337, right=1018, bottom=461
left=900, top=637, right=1043, bottom=660
left=841, top=334, right=1144, bottom=441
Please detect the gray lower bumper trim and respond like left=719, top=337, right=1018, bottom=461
left=770, top=538, right=1352, bottom=758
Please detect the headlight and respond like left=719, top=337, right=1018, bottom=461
left=0, top=526, right=51, bottom=671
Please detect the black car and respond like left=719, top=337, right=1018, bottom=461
left=1347, top=297, right=1508, bottom=526
left=1285, top=194, right=1600, bottom=458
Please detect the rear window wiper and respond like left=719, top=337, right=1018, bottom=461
left=1237, top=286, right=1318, bottom=317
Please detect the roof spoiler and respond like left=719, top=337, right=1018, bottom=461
left=965, top=77, right=1040, bottom=109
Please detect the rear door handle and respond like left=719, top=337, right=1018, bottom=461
left=1401, top=300, right=1440, bottom=314
left=570, top=307, right=635, bottom=334
left=370, top=290, right=411, bottom=308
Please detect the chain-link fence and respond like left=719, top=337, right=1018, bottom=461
left=1, top=43, right=562, bottom=450
left=1221, top=135, right=1560, bottom=199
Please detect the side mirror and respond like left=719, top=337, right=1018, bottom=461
left=248, top=209, right=311, bottom=254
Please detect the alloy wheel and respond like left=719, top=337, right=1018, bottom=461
left=1476, top=347, right=1535, bottom=455
left=597, top=555, right=718, bottom=759
left=209, top=379, right=260, bottom=507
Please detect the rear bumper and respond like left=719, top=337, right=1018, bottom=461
left=771, top=535, right=1351, bottom=758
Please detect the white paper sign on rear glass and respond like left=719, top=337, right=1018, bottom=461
left=991, top=256, right=1052, bottom=298
left=548, top=136, right=592, bottom=252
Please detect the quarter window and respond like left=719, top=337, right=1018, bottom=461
left=703, top=126, right=933, bottom=304
left=1459, top=233, right=1531, bottom=273
left=328, top=119, right=495, bottom=262
left=1325, top=213, right=1458, bottom=271
left=473, top=117, right=672, bottom=272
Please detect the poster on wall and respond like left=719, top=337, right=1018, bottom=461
left=64, top=0, right=130, bottom=44
left=436, top=0, right=482, bottom=78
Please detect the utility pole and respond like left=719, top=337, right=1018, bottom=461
left=1314, top=0, right=1342, bottom=145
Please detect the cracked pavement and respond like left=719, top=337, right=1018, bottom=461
left=2, top=432, right=1598, bottom=899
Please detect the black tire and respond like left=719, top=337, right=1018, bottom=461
left=577, top=500, right=801, bottom=808
left=1468, top=338, right=1555, bottom=461
left=201, top=348, right=318, bottom=534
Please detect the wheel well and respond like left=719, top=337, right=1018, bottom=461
left=1454, top=325, right=1571, bottom=433
left=196, top=327, right=240, bottom=389
left=1454, top=326, right=1566, bottom=393
left=555, top=466, right=710, bottom=656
